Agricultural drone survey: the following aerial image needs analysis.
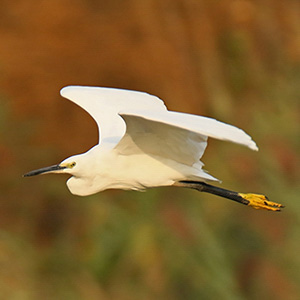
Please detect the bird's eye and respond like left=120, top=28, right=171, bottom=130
left=70, top=162, right=76, bottom=168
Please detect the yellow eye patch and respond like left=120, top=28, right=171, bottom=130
left=69, top=162, right=76, bottom=168
left=60, top=162, right=76, bottom=169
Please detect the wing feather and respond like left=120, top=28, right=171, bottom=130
left=60, top=86, right=167, bottom=144
left=119, top=110, right=258, bottom=151
left=116, top=114, right=208, bottom=166
left=115, top=111, right=257, bottom=167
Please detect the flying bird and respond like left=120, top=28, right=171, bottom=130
left=24, top=86, right=283, bottom=211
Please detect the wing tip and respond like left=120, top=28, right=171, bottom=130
left=60, top=85, right=82, bottom=98
left=248, top=140, right=259, bottom=151
left=60, top=86, right=67, bottom=97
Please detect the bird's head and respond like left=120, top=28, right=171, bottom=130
left=23, top=155, right=83, bottom=178
left=24, top=152, right=102, bottom=196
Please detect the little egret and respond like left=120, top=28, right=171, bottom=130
left=24, top=86, right=284, bottom=211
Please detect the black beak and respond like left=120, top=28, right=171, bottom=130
left=23, top=164, right=66, bottom=177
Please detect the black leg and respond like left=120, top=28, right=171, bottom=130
left=174, top=181, right=284, bottom=212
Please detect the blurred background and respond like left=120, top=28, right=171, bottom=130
left=0, top=0, right=299, bottom=299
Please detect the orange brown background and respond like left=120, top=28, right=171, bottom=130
left=0, top=1, right=299, bottom=299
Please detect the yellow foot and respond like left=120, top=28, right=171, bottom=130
left=239, top=193, right=284, bottom=212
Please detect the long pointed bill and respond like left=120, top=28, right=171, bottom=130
left=23, top=164, right=67, bottom=177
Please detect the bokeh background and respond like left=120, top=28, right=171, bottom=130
left=0, top=1, right=299, bottom=299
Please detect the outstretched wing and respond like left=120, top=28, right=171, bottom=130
left=115, top=114, right=208, bottom=166
left=60, top=85, right=258, bottom=168
left=60, top=86, right=167, bottom=144
left=115, top=110, right=258, bottom=166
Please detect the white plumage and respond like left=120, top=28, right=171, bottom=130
left=24, top=86, right=285, bottom=211
left=55, top=86, right=256, bottom=195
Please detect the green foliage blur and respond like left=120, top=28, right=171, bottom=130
left=0, top=1, right=299, bottom=299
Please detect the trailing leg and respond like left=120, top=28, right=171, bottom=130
left=174, top=181, right=284, bottom=212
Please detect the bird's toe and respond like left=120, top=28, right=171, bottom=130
left=238, top=193, right=284, bottom=212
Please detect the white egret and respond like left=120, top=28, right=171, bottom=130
left=24, top=86, right=283, bottom=211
